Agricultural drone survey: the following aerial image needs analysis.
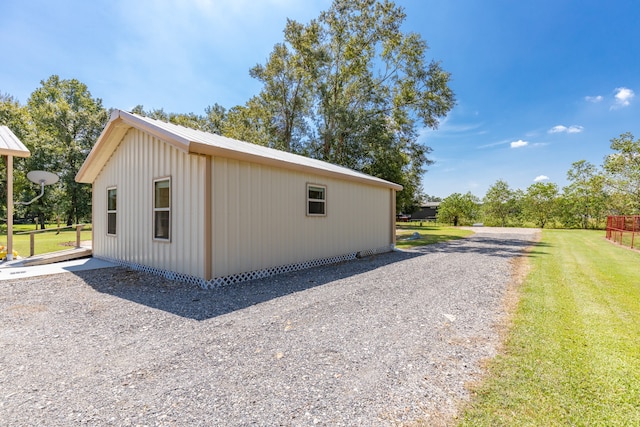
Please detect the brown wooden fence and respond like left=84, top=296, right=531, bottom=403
left=606, top=215, right=640, bottom=249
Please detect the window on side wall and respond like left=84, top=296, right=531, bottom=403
left=307, top=183, right=326, bottom=216
left=107, top=187, right=117, bottom=236
left=154, top=178, right=171, bottom=241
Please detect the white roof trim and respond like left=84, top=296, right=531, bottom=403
left=0, top=126, right=31, bottom=157
left=76, top=109, right=402, bottom=191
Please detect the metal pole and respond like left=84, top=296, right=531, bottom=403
left=6, top=155, right=13, bottom=261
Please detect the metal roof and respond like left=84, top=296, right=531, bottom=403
left=0, top=126, right=31, bottom=157
left=421, top=202, right=441, bottom=208
left=76, top=110, right=403, bottom=191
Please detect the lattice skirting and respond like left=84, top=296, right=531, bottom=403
left=97, top=245, right=393, bottom=289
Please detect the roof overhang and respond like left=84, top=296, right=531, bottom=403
left=188, top=141, right=403, bottom=190
left=76, top=110, right=189, bottom=183
left=76, top=109, right=403, bottom=192
left=0, top=126, right=31, bottom=158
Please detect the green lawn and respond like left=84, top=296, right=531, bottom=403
left=0, top=224, right=92, bottom=257
left=395, top=223, right=473, bottom=248
left=459, top=230, right=640, bottom=426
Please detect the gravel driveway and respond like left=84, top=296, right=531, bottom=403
left=1, top=228, right=539, bottom=426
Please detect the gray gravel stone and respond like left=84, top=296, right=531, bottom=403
left=0, top=228, right=539, bottom=426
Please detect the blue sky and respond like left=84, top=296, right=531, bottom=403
left=1, top=0, right=639, bottom=198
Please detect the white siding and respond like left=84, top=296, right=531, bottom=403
left=210, top=157, right=391, bottom=278
left=91, top=127, right=394, bottom=282
left=92, top=129, right=207, bottom=278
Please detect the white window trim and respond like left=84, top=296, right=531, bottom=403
left=153, top=177, right=171, bottom=242
left=107, top=186, right=117, bottom=236
left=306, top=183, right=327, bottom=217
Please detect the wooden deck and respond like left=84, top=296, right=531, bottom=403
left=20, top=247, right=93, bottom=267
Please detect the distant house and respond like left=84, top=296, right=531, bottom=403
left=76, top=110, right=402, bottom=288
left=411, top=202, right=440, bottom=221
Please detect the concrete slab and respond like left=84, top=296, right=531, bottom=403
left=0, top=257, right=117, bottom=281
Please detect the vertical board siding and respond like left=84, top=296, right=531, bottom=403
left=93, top=129, right=206, bottom=278
left=210, top=157, right=392, bottom=278
left=92, top=127, right=393, bottom=282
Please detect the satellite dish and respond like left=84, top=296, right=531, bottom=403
left=27, top=170, right=59, bottom=186
left=15, top=170, right=59, bottom=206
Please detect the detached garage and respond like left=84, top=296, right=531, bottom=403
left=76, top=110, right=402, bottom=288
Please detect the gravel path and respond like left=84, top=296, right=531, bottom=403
left=1, top=228, right=539, bottom=426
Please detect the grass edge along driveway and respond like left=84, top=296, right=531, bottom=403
left=459, top=229, right=640, bottom=426
left=395, top=223, right=473, bottom=249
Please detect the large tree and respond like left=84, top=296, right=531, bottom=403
left=482, top=179, right=522, bottom=227
left=561, top=160, right=608, bottom=228
left=437, top=192, right=480, bottom=226
left=26, top=75, right=108, bottom=226
left=603, top=132, right=640, bottom=214
left=523, top=182, right=559, bottom=228
left=0, top=93, right=35, bottom=223
left=249, top=0, right=455, bottom=212
left=0, top=93, right=32, bottom=142
left=221, top=98, right=273, bottom=147
left=249, top=19, right=319, bottom=153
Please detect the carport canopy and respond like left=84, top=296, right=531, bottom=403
left=0, top=126, right=31, bottom=261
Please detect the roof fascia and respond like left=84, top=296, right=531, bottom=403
left=1, top=148, right=31, bottom=158
left=117, top=111, right=191, bottom=152
left=77, top=109, right=403, bottom=191
left=189, top=141, right=403, bottom=191
left=76, top=110, right=191, bottom=183
left=0, top=126, right=31, bottom=158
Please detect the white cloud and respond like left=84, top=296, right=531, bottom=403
left=548, top=125, right=584, bottom=134
left=420, top=116, right=485, bottom=141
left=585, top=95, right=603, bottom=103
left=549, top=125, right=567, bottom=133
left=534, top=175, right=549, bottom=182
left=613, top=87, right=635, bottom=108
left=478, top=139, right=510, bottom=149
left=510, top=140, right=528, bottom=148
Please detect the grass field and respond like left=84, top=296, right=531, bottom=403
left=395, top=223, right=474, bottom=248
left=0, top=224, right=92, bottom=257
left=459, top=230, right=640, bottom=426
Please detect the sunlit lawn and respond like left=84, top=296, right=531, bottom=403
left=395, top=222, right=474, bottom=249
left=459, top=229, right=640, bottom=425
left=0, top=224, right=92, bottom=257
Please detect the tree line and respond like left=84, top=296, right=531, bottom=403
left=0, top=0, right=455, bottom=227
left=436, top=133, right=640, bottom=229
left=0, top=77, right=108, bottom=227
